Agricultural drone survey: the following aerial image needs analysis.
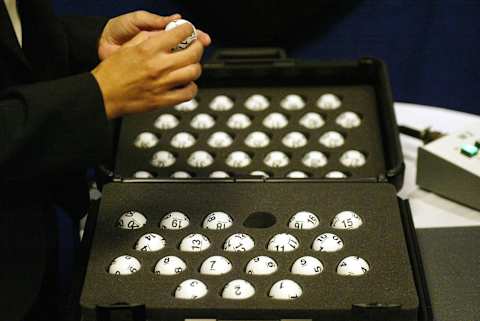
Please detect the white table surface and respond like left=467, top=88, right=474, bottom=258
left=394, top=102, right=480, bottom=229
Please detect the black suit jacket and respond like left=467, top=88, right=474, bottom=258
left=0, top=1, right=110, bottom=320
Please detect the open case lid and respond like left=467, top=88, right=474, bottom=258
left=113, top=48, right=404, bottom=190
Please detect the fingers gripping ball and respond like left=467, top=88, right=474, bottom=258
left=175, top=279, right=208, bottom=299
left=165, top=19, right=197, bottom=51
left=117, top=211, right=147, bottom=230
left=108, top=255, right=141, bottom=275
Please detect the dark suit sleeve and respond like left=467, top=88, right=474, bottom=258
left=0, top=72, right=113, bottom=181
left=59, top=16, right=109, bottom=73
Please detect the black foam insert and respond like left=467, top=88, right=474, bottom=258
left=81, top=181, right=418, bottom=321
left=115, top=86, right=386, bottom=179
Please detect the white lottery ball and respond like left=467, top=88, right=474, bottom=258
left=203, top=212, right=233, bottom=230
left=319, top=131, right=345, bottom=148
left=200, top=256, right=232, bottom=275
left=175, top=279, right=208, bottom=299
left=108, top=255, right=141, bottom=275
left=282, top=131, right=308, bottom=148
left=250, top=170, right=270, bottom=178
left=188, top=151, right=214, bottom=168
left=133, top=171, right=154, bottom=179
left=134, top=233, right=166, bottom=252
left=336, top=111, right=362, bottom=128
left=226, top=151, right=252, bottom=168
left=151, top=151, right=176, bottom=168
left=134, top=132, right=158, bottom=149
left=267, top=233, right=299, bottom=252
left=325, top=170, right=348, bottom=179
left=154, top=256, right=187, bottom=275
left=165, top=19, right=197, bottom=51
left=224, top=233, right=255, bottom=252
left=337, top=256, right=370, bottom=276
left=312, top=233, right=344, bottom=252
left=291, top=256, right=324, bottom=275
left=264, top=151, right=290, bottom=168
left=302, top=151, right=328, bottom=168
left=263, top=112, right=288, bottom=129
left=269, top=280, right=302, bottom=300
left=288, top=211, right=319, bottom=230
left=244, top=131, right=270, bottom=148
left=286, top=171, right=309, bottom=178
left=117, top=211, right=147, bottom=230
left=154, top=114, right=179, bottom=129
left=222, top=279, right=255, bottom=300
left=207, top=131, right=234, bottom=148
left=171, top=132, right=196, bottom=149
left=191, top=113, right=215, bottom=130
left=332, top=211, right=363, bottom=230
left=174, top=98, right=198, bottom=112
left=227, top=113, right=252, bottom=129
left=340, top=150, right=366, bottom=168
left=299, top=112, right=325, bottom=129
left=209, top=171, right=230, bottom=178
left=244, top=94, right=270, bottom=111
left=170, top=171, right=192, bottom=178
left=245, top=256, right=278, bottom=275
left=160, top=211, right=190, bottom=230
left=317, top=93, right=342, bottom=110
left=280, top=94, right=305, bottom=111
left=180, top=233, right=211, bottom=252
left=210, top=95, right=234, bottom=111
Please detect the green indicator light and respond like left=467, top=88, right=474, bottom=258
left=460, top=144, right=478, bottom=157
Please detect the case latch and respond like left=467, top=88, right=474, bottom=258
left=208, top=48, right=294, bottom=67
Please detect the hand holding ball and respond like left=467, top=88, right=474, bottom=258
left=165, top=19, right=197, bottom=51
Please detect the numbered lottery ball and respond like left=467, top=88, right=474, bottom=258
left=264, top=151, right=290, bottom=168
left=222, top=279, right=255, bottom=300
left=165, top=19, right=197, bottom=51
left=340, top=150, right=366, bottom=168
left=319, top=131, right=345, bottom=148
left=174, top=98, right=198, bottom=112
left=337, top=256, right=370, bottom=276
left=336, top=111, right=362, bottom=129
left=244, top=131, right=270, bottom=148
left=263, top=112, right=288, bottom=129
left=299, top=112, right=325, bottom=129
left=224, top=233, right=255, bottom=252
left=245, top=256, right=278, bottom=275
left=203, top=212, right=233, bottom=230
left=207, top=131, right=234, bottom=148
left=325, top=170, right=348, bottom=179
left=151, top=151, right=176, bottom=168
left=280, top=94, right=305, bottom=111
left=210, top=95, right=234, bottom=111
left=154, top=256, right=186, bottom=275
left=180, top=233, right=211, bottom=252
left=155, top=113, right=179, bottom=129
left=291, top=256, right=324, bottom=275
left=171, top=132, right=196, bottom=149
left=288, top=211, right=319, bottom=230
left=175, top=279, right=208, bottom=299
left=269, top=280, right=302, bottom=300
left=170, top=171, right=192, bottom=179
left=190, top=113, right=215, bottom=130
left=245, top=94, right=270, bottom=111
left=188, top=151, right=214, bottom=168
left=209, top=171, right=230, bottom=178
left=332, top=211, right=363, bottom=230
left=134, top=132, right=158, bottom=149
left=200, top=256, right=232, bottom=275
left=227, top=113, right=252, bottom=130
left=133, top=170, right=154, bottom=179
left=286, top=171, right=309, bottom=178
left=226, top=151, right=252, bottom=168
left=108, top=255, right=141, bottom=275
left=302, top=151, right=328, bottom=168
left=282, top=132, right=308, bottom=149
left=267, top=233, right=299, bottom=252
left=160, top=211, right=190, bottom=230
left=312, top=233, right=344, bottom=252
left=250, top=170, right=270, bottom=178
left=317, top=93, right=342, bottom=110
left=134, top=233, right=166, bottom=252
left=117, top=211, right=147, bottom=230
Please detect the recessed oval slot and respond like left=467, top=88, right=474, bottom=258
left=243, top=212, right=276, bottom=229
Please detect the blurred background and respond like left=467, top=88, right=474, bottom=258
left=52, top=0, right=480, bottom=115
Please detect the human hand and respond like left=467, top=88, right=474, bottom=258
left=92, top=22, right=209, bottom=119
